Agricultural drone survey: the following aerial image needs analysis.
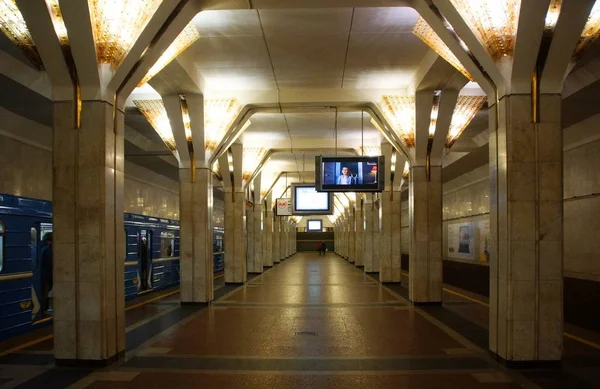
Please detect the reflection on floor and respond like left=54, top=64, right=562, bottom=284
left=0, top=253, right=599, bottom=388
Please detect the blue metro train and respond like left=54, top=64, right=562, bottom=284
left=0, top=193, right=224, bottom=341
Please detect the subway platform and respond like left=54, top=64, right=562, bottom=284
left=1, top=253, right=599, bottom=389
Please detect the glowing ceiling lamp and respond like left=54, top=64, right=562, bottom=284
left=575, top=1, right=600, bottom=55
left=138, top=22, right=200, bottom=86
left=402, top=161, right=410, bottom=179
left=180, top=99, right=192, bottom=141
left=45, top=0, right=69, bottom=46
left=544, top=0, right=562, bottom=30
left=449, top=0, right=521, bottom=59
left=358, top=145, right=381, bottom=156
left=380, top=95, right=415, bottom=148
left=346, top=193, right=357, bottom=204
left=133, top=99, right=176, bottom=151
left=0, top=0, right=43, bottom=68
left=242, top=147, right=267, bottom=181
left=428, top=92, right=441, bottom=137
left=89, top=0, right=162, bottom=69
left=413, top=17, right=473, bottom=81
left=205, top=99, right=242, bottom=151
left=446, top=95, right=487, bottom=147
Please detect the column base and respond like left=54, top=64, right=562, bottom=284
left=263, top=265, right=273, bottom=269
left=382, top=281, right=401, bottom=285
left=366, top=272, right=379, bottom=276
left=248, top=272, right=263, bottom=275
left=181, top=301, right=209, bottom=307
left=55, top=350, right=125, bottom=368
left=411, top=301, right=442, bottom=307
left=356, top=265, right=365, bottom=269
left=494, top=354, right=562, bottom=369
left=225, top=282, right=244, bottom=285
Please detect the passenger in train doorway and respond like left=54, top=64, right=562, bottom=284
left=40, top=232, right=53, bottom=315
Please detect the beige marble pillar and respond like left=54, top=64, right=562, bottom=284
left=347, top=207, right=356, bottom=263
left=489, top=94, right=563, bottom=363
left=263, top=205, right=274, bottom=267
left=392, top=191, right=402, bottom=278
left=273, top=216, right=281, bottom=263
left=408, top=166, right=442, bottom=304
left=224, top=191, right=246, bottom=283
left=246, top=205, right=255, bottom=271
left=380, top=191, right=401, bottom=282
left=179, top=168, right=214, bottom=303
left=363, top=196, right=374, bottom=272
left=372, top=198, right=381, bottom=273
left=279, top=216, right=286, bottom=260
left=251, top=204, right=263, bottom=272
left=53, top=101, right=125, bottom=364
left=354, top=198, right=364, bottom=267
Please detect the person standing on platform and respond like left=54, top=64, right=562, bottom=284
left=40, top=232, right=53, bottom=315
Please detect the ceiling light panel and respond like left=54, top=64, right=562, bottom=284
left=242, top=147, right=267, bottom=181
left=89, top=0, right=162, bottom=69
left=449, top=0, right=521, bottom=59
left=45, top=0, right=69, bottom=46
left=446, top=95, right=487, bottom=147
left=205, top=98, right=241, bottom=151
left=138, top=22, right=200, bottom=86
left=576, top=1, right=600, bottom=55
left=0, top=0, right=43, bottom=68
left=133, top=99, right=176, bottom=151
left=413, top=17, right=473, bottom=81
left=380, top=95, right=416, bottom=148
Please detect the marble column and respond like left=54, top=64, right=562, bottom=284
left=246, top=201, right=255, bottom=272
left=380, top=191, right=401, bottom=282
left=347, top=207, right=356, bottom=263
left=372, top=198, right=381, bottom=273
left=179, top=168, right=214, bottom=303
left=362, top=196, right=374, bottom=272
left=354, top=198, right=364, bottom=267
left=252, top=203, right=263, bottom=272
left=273, top=216, right=281, bottom=264
left=263, top=202, right=274, bottom=267
left=53, top=101, right=125, bottom=363
left=279, top=216, right=287, bottom=261
left=392, top=191, right=402, bottom=277
left=224, top=191, right=246, bottom=283
left=408, top=165, right=442, bottom=304
left=489, top=94, right=563, bottom=363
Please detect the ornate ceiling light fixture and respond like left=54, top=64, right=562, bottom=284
left=448, top=0, right=521, bottom=59
left=133, top=99, right=176, bottom=151
left=242, top=147, right=267, bottom=181
left=138, top=22, right=200, bottom=86
left=544, top=0, right=562, bottom=30
left=89, top=0, right=162, bottom=69
left=357, top=146, right=381, bottom=156
left=575, top=1, right=600, bottom=55
left=180, top=98, right=192, bottom=142
left=428, top=91, right=441, bottom=137
left=380, top=95, right=415, bottom=148
left=413, top=17, right=473, bottom=81
left=402, top=161, right=410, bottom=179
left=205, top=98, right=242, bottom=151
left=446, top=95, right=487, bottom=147
left=0, top=0, right=43, bottom=68
left=45, top=0, right=69, bottom=46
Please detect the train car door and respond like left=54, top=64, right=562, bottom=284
left=139, top=230, right=152, bottom=291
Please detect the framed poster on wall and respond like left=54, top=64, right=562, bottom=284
left=447, top=220, right=489, bottom=263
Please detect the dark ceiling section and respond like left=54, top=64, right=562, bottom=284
left=562, top=77, right=600, bottom=129
left=442, top=144, right=489, bottom=184
left=0, top=33, right=38, bottom=71
left=125, top=107, right=168, bottom=147
left=0, top=73, right=52, bottom=127
left=125, top=141, right=179, bottom=180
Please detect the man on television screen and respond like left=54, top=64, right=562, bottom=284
left=337, top=166, right=354, bottom=185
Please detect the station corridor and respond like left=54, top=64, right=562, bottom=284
left=3, top=253, right=599, bottom=388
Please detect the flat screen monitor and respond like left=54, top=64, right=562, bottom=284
left=307, top=219, right=323, bottom=231
left=292, top=183, right=333, bottom=215
left=315, top=155, right=385, bottom=192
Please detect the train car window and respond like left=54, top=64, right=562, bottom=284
left=0, top=221, right=4, bottom=272
left=160, top=231, right=175, bottom=257
left=214, top=234, right=224, bottom=252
